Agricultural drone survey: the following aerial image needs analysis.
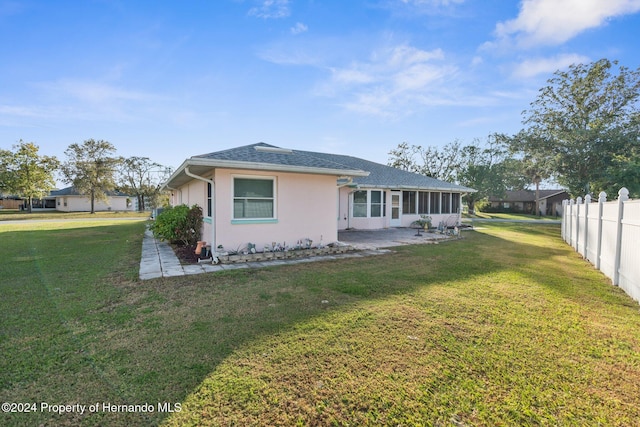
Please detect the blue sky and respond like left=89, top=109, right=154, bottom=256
left=2, top=0, right=640, bottom=179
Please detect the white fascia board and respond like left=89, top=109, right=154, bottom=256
left=357, top=184, right=477, bottom=193
left=186, top=157, right=370, bottom=177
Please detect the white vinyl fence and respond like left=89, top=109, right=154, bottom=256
left=561, top=187, right=640, bottom=303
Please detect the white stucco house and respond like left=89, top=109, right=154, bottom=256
left=162, top=143, right=475, bottom=252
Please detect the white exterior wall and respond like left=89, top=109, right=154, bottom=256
left=170, top=168, right=339, bottom=252
left=55, top=195, right=133, bottom=212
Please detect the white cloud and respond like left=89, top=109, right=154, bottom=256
left=493, top=0, right=640, bottom=47
left=512, top=53, right=590, bottom=78
left=248, top=0, right=290, bottom=19
left=314, top=45, right=460, bottom=116
left=290, top=22, right=308, bottom=35
left=38, top=79, right=158, bottom=104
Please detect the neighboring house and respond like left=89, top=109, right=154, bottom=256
left=488, top=189, right=569, bottom=216
left=0, top=195, right=24, bottom=209
left=24, top=186, right=135, bottom=212
left=162, top=142, right=476, bottom=251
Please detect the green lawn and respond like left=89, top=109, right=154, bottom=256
left=1, top=220, right=639, bottom=426
left=466, top=212, right=560, bottom=221
left=0, top=209, right=150, bottom=221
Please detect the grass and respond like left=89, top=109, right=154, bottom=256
left=0, top=209, right=150, bottom=221
left=465, top=212, right=560, bottom=221
left=1, top=220, right=640, bottom=426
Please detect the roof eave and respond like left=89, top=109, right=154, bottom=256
left=351, top=184, right=477, bottom=192
left=162, top=157, right=369, bottom=190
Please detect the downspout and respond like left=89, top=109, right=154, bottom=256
left=184, top=166, right=216, bottom=254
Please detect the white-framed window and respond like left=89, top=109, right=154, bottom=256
left=353, top=191, right=367, bottom=217
left=371, top=191, right=383, bottom=217
left=353, top=190, right=387, bottom=218
left=233, top=177, right=275, bottom=219
left=207, top=182, right=212, bottom=217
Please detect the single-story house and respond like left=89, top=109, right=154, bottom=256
left=488, top=189, right=569, bottom=216
left=22, top=186, right=135, bottom=212
left=162, top=142, right=475, bottom=252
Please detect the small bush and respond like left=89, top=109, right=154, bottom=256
left=150, top=204, right=203, bottom=246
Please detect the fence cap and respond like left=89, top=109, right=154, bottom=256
left=618, top=187, right=629, bottom=201
left=599, top=191, right=607, bottom=202
left=585, top=194, right=592, bottom=203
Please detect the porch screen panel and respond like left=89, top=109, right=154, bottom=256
left=452, top=193, right=460, bottom=213
left=442, top=192, right=451, bottom=214
left=430, top=192, right=440, bottom=214
left=418, top=191, right=429, bottom=214
left=402, top=191, right=416, bottom=214
left=234, top=178, right=274, bottom=219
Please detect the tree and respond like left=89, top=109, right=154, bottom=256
left=0, top=141, right=59, bottom=212
left=388, top=140, right=463, bottom=182
left=387, top=137, right=516, bottom=213
left=520, top=59, right=640, bottom=198
left=499, top=130, right=554, bottom=215
left=387, top=142, right=422, bottom=173
left=62, top=139, right=121, bottom=214
left=118, top=156, right=172, bottom=211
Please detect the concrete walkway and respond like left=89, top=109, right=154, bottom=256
left=139, top=228, right=393, bottom=280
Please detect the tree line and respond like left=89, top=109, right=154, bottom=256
left=388, top=59, right=640, bottom=213
left=0, top=139, right=172, bottom=213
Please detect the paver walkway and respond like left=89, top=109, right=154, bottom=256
left=139, top=228, right=393, bottom=280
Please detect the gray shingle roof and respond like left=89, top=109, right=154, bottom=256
left=176, top=142, right=475, bottom=193
left=193, top=142, right=363, bottom=173
left=296, top=149, right=476, bottom=192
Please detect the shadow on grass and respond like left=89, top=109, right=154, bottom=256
left=2, top=221, right=635, bottom=426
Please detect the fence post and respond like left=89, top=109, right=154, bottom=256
left=583, top=194, right=591, bottom=258
left=575, top=197, right=582, bottom=251
left=568, top=199, right=574, bottom=246
left=562, top=199, right=568, bottom=241
left=613, top=187, right=629, bottom=286
left=596, top=191, right=606, bottom=270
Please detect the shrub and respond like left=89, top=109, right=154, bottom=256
left=150, top=204, right=203, bottom=246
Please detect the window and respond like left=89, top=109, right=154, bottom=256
left=371, top=191, right=383, bottom=217
left=207, top=182, right=212, bottom=217
left=353, top=191, right=367, bottom=217
left=430, top=192, right=440, bottom=214
left=418, top=191, right=429, bottom=214
left=233, top=178, right=274, bottom=219
left=402, top=191, right=416, bottom=214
